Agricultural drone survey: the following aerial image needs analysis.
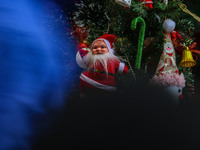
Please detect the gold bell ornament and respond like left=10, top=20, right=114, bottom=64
left=179, top=47, right=196, bottom=67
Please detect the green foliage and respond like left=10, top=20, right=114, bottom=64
left=183, top=68, right=195, bottom=83
left=131, top=1, right=147, bottom=17
left=74, top=0, right=108, bottom=27
left=182, top=67, right=195, bottom=96
left=176, top=19, right=195, bottom=45
left=71, top=0, right=196, bottom=86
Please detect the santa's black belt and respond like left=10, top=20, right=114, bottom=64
left=88, top=68, right=115, bottom=76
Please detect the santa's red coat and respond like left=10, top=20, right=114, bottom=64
left=77, top=48, right=129, bottom=91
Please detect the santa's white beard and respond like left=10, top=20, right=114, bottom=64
left=83, top=51, right=118, bottom=72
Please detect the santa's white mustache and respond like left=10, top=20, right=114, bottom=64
left=83, top=51, right=118, bottom=72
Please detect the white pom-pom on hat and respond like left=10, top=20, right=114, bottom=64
left=163, top=19, right=176, bottom=33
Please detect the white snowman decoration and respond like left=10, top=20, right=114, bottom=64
left=165, top=86, right=183, bottom=102
left=150, top=19, right=185, bottom=103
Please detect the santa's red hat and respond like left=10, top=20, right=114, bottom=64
left=98, top=34, right=116, bottom=48
left=91, top=34, right=116, bottom=54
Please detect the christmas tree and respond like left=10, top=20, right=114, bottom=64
left=69, top=0, right=200, bottom=98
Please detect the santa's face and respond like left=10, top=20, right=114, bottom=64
left=92, top=40, right=109, bottom=55
left=164, top=42, right=174, bottom=54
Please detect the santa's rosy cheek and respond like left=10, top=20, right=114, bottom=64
left=92, top=49, right=97, bottom=54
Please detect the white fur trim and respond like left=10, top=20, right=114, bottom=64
left=76, top=48, right=90, bottom=69
left=80, top=74, right=117, bottom=91
left=76, top=51, right=87, bottom=69
left=102, top=39, right=114, bottom=54
left=141, top=1, right=153, bottom=4
left=118, top=62, right=125, bottom=74
left=164, top=0, right=168, bottom=5
left=115, top=0, right=131, bottom=7
left=150, top=73, right=185, bottom=88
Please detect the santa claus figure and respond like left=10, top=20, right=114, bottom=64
left=76, top=34, right=129, bottom=93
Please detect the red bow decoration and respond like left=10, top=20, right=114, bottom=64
left=140, top=0, right=153, bottom=9
left=171, top=30, right=182, bottom=54
left=189, top=42, right=200, bottom=61
left=171, top=30, right=182, bottom=40
left=72, top=25, right=88, bottom=42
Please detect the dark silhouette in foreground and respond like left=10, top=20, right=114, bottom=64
left=37, top=83, right=200, bottom=150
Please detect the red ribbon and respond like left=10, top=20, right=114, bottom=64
left=190, top=42, right=200, bottom=61
left=171, top=30, right=182, bottom=40
left=72, top=24, right=88, bottom=42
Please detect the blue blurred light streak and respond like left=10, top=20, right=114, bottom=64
left=0, top=0, right=79, bottom=149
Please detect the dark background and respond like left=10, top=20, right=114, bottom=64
left=62, top=0, right=200, bottom=41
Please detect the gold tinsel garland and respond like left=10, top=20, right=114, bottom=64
left=179, top=3, right=200, bottom=23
